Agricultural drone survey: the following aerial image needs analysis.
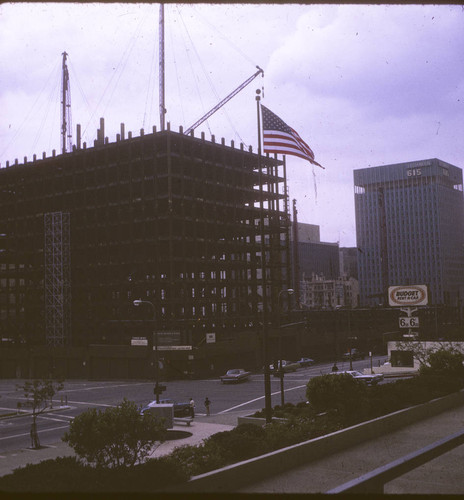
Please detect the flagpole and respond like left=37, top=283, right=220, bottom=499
left=256, top=89, right=272, bottom=425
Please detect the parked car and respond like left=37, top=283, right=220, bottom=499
left=296, top=357, right=315, bottom=367
left=220, top=368, right=251, bottom=384
left=270, top=360, right=299, bottom=374
left=342, top=348, right=365, bottom=361
left=140, top=398, right=191, bottom=417
left=331, top=370, right=384, bottom=386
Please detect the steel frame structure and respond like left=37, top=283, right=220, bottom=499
left=44, top=211, right=72, bottom=346
left=0, top=124, right=290, bottom=348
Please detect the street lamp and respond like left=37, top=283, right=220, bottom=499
left=133, top=299, right=162, bottom=403
left=277, top=288, right=294, bottom=406
left=347, top=336, right=358, bottom=370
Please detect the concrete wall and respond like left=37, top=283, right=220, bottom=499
left=169, top=389, right=464, bottom=493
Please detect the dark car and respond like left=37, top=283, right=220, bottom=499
left=220, top=368, right=251, bottom=384
left=296, top=357, right=315, bottom=367
left=270, top=360, right=299, bottom=374
left=141, top=398, right=191, bottom=417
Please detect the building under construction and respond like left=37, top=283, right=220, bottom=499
left=0, top=119, right=292, bottom=378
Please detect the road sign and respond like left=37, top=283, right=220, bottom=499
left=206, top=333, right=216, bottom=344
left=155, top=345, right=192, bottom=351
left=388, top=285, right=428, bottom=307
left=399, top=316, right=420, bottom=328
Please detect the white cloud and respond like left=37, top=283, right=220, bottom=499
left=1, top=3, right=463, bottom=248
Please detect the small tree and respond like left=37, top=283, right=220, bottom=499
left=63, top=399, right=166, bottom=468
left=17, top=379, right=64, bottom=449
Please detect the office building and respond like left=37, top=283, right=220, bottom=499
left=354, top=158, right=464, bottom=306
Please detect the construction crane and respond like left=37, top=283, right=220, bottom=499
left=183, top=66, right=264, bottom=136
left=61, top=51, right=72, bottom=154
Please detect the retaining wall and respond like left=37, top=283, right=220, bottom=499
left=169, top=389, right=464, bottom=492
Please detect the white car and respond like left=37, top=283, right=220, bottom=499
left=220, top=368, right=251, bottom=384
left=331, top=370, right=384, bottom=386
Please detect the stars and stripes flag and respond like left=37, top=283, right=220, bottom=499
left=261, top=105, right=324, bottom=169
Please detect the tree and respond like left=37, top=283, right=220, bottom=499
left=63, top=399, right=166, bottom=468
left=419, top=348, right=464, bottom=382
left=395, top=340, right=464, bottom=368
left=16, top=379, right=64, bottom=449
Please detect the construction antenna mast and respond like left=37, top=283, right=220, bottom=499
left=61, top=51, right=72, bottom=154
left=159, top=4, right=166, bottom=131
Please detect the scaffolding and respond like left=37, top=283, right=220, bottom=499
left=44, top=212, right=71, bottom=346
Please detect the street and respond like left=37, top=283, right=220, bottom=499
left=0, top=356, right=387, bottom=454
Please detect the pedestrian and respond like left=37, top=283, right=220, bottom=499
left=204, top=397, right=211, bottom=416
left=189, top=397, right=195, bottom=418
left=331, top=363, right=339, bottom=372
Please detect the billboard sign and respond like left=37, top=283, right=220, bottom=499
left=131, top=337, right=148, bottom=346
left=154, top=331, right=181, bottom=346
left=388, top=285, right=428, bottom=307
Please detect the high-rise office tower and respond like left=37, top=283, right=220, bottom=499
left=354, top=159, right=464, bottom=307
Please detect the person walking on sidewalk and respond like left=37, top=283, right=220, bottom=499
left=204, top=397, right=211, bottom=416
left=189, top=398, right=195, bottom=418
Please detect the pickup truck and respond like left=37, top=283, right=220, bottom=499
left=140, top=399, right=191, bottom=417
left=220, top=368, right=251, bottom=384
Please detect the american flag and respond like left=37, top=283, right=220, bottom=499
left=262, top=105, right=324, bottom=169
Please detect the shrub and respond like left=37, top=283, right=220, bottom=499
left=0, top=455, right=188, bottom=493
left=0, top=457, right=106, bottom=492
left=63, top=398, right=166, bottom=468
left=306, top=373, right=370, bottom=425
left=167, top=442, right=225, bottom=477
left=420, top=348, right=464, bottom=383
left=203, top=423, right=268, bottom=463
left=263, top=418, right=314, bottom=450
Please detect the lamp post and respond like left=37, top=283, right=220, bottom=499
left=133, top=299, right=161, bottom=403
left=277, top=288, right=294, bottom=406
left=347, top=336, right=357, bottom=371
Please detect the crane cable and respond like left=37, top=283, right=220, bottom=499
left=176, top=6, right=213, bottom=136
left=0, top=56, right=61, bottom=162
left=82, top=11, right=148, bottom=139
left=176, top=5, right=253, bottom=145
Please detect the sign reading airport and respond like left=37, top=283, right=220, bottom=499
left=388, top=285, right=428, bottom=307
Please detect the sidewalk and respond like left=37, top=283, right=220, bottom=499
left=0, top=409, right=249, bottom=478
left=237, top=403, right=464, bottom=495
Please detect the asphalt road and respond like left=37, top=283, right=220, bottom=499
left=0, top=356, right=387, bottom=453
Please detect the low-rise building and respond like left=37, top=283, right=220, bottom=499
left=300, top=273, right=359, bottom=309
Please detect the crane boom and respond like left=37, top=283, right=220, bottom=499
left=184, top=66, right=264, bottom=135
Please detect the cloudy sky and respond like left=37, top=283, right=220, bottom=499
left=1, top=3, right=463, bottom=247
